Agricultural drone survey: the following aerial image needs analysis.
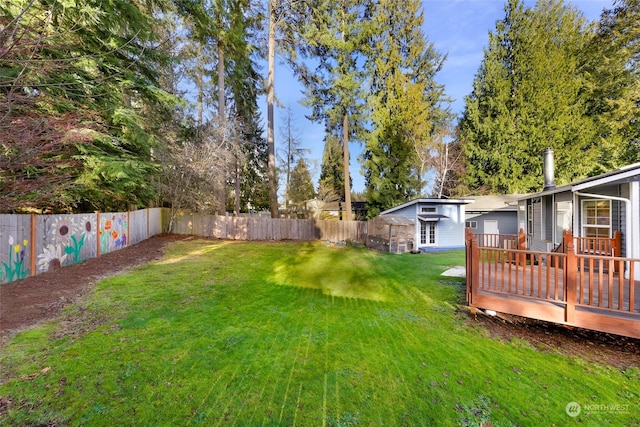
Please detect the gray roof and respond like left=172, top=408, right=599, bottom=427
left=519, top=161, right=640, bottom=200
left=466, top=194, right=526, bottom=212
left=381, top=198, right=474, bottom=215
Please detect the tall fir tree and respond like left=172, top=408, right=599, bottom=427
left=458, top=0, right=600, bottom=194
left=363, top=0, right=450, bottom=216
left=584, top=0, right=640, bottom=166
left=298, top=0, right=370, bottom=220
left=319, top=133, right=346, bottom=201
left=287, top=158, right=315, bottom=205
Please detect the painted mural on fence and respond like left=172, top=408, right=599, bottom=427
left=1, top=236, right=30, bottom=283
left=0, top=209, right=162, bottom=284
left=100, top=213, right=128, bottom=254
left=38, top=215, right=97, bottom=273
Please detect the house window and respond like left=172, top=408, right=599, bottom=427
left=421, top=206, right=436, bottom=214
left=555, top=201, right=572, bottom=244
left=527, top=203, right=533, bottom=236
left=420, top=221, right=436, bottom=245
left=582, top=199, right=611, bottom=238
left=465, top=221, right=477, bottom=229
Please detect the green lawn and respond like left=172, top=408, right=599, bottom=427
left=1, top=240, right=638, bottom=426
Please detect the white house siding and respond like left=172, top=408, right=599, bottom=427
left=434, top=204, right=465, bottom=248
left=381, top=202, right=466, bottom=249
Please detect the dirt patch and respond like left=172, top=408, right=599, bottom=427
left=468, top=309, right=640, bottom=370
left=1, top=237, right=638, bottom=371
left=0, top=234, right=184, bottom=346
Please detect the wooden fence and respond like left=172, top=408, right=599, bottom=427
left=0, top=208, right=165, bottom=284
left=170, top=211, right=368, bottom=243
left=466, top=229, right=640, bottom=339
left=0, top=208, right=372, bottom=285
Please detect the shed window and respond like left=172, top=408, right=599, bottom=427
left=582, top=199, right=611, bottom=238
left=421, top=206, right=437, bottom=213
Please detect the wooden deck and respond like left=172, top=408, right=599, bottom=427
left=466, top=230, right=640, bottom=339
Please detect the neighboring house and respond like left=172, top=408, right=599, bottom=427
left=465, top=194, right=524, bottom=235
left=518, top=150, right=640, bottom=261
left=381, top=198, right=473, bottom=251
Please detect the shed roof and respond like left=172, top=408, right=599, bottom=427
left=372, top=215, right=415, bottom=226
left=381, top=198, right=474, bottom=215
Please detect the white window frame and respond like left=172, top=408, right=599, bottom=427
left=465, top=221, right=477, bottom=229
left=421, top=206, right=437, bottom=214
left=581, top=199, right=611, bottom=238
left=420, top=220, right=437, bottom=246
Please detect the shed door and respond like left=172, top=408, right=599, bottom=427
left=483, top=220, right=499, bottom=247
left=420, top=221, right=437, bottom=246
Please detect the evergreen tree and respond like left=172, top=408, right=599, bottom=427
left=287, top=158, right=315, bottom=205
left=458, top=0, right=598, bottom=194
left=0, top=0, right=177, bottom=212
left=298, top=0, right=370, bottom=220
left=584, top=0, right=640, bottom=166
left=363, top=0, right=450, bottom=216
left=319, top=133, right=346, bottom=201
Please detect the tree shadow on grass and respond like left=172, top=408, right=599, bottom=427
left=269, top=243, right=394, bottom=301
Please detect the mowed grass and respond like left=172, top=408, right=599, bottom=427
left=1, top=240, right=639, bottom=426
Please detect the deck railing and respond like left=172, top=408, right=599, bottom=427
left=574, top=231, right=622, bottom=256
left=466, top=228, right=640, bottom=339
left=472, top=231, right=524, bottom=250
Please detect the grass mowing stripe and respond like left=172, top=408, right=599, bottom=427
left=293, top=327, right=313, bottom=426
left=322, top=297, right=330, bottom=427
left=243, top=329, right=289, bottom=426
left=184, top=358, right=231, bottom=426
left=291, top=326, right=313, bottom=427
left=213, top=320, right=278, bottom=425
left=278, top=329, right=305, bottom=423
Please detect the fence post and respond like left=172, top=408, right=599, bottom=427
left=564, top=230, right=576, bottom=324
left=96, top=211, right=101, bottom=257
left=30, top=213, right=37, bottom=277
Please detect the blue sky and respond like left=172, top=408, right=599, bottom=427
left=262, top=0, right=614, bottom=195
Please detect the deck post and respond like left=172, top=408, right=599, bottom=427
left=517, top=228, right=526, bottom=266
left=465, top=228, right=479, bottom=306
left=564, top=230, right=576, bottom=324
left=613, top=230, right=622, bottom=272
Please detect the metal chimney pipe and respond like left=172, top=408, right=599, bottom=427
left=543, top=148, right=555, bottom=191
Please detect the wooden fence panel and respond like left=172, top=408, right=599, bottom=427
left=148, top=208, right=166, bottom=236
left=1, top=209, right=163, bottom=284
left=129, top=210, right=148, bottom=245
left=170, top=214, right=366, bottom=242
left=34, top=213, right=98, bottom=276
left=0, top=214, right=32, bottom=283
left=98, top=212, right=129, bottom=254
